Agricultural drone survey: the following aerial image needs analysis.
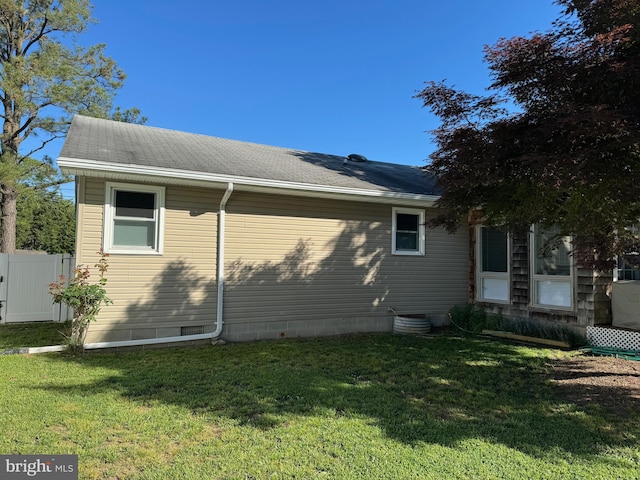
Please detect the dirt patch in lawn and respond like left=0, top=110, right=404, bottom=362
left=548, top=354, right=640, bottom=418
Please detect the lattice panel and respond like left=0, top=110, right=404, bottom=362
left=587, top=326, right=640, bottom=351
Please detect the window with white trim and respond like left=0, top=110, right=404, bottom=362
left=616, top=254, right=640, bottom=280
left=531, top=225, right=573, bottom=309
left=477, top=226, right=510, bottom=302
left=104, top=182, right=165, bottom=254
left=614, top=226, right=640, bottom=281
left=392, top=208, right=425, bottom=255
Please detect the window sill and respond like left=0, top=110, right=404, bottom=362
left=104, top=248, right=163, bottom=256
left=392, top=251, right=425, bottom=257
left=529, top=304, right=576, bottom=314
left=476, top=298, right=511, bottom=305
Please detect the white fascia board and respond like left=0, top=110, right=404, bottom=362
left=58, top=157, right=440, bottom=207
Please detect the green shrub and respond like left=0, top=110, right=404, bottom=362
left=497, top=317, right=587, bottom=348
left=448, top=305, right=489, bottom=333
left=49, top=252, right=112, bottom=353
left=448, top=305, right=588, bottom=348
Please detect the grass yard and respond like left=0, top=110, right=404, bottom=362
left=0, top=321, right=69, bottom=350
left=1, top=333, right=638, bottom=479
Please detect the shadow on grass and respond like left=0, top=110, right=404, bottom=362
left=37, top=334, right=638, bottom=464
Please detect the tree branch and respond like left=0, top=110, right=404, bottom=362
left=17, top=134, right=65, bottom=163
left=22, top=17, right=51, bottom=56
left=31, top=177, right=72, bottom=190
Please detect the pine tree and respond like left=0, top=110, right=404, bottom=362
left=0, top=0, right=125, bottom=253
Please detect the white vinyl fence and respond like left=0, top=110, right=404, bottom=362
left=0, top=253, right=75, bottom=324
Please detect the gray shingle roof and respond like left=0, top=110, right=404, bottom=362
left=60, top=115, right=438, bottom=196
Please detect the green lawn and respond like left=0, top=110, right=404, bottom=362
left=0, top=321, right=69, bottom=350
left=1, top=333, right=638, bottom=479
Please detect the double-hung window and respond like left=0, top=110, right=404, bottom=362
left=104, top=182, right=165, bottom=254
left=531, top=225, right=573, bottom=309
left=392, top=207, right=425, bottom=255
left=477, top=226, right=510, bottom=302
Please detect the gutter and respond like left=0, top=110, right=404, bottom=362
left=57, top=157, right=439, bottom=207
left=9, top=183, right=236, bottom=355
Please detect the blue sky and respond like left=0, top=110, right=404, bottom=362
left=57, top=0, right=563, bottom=197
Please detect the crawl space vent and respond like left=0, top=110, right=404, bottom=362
left=181, top=325, right=205, bottom=336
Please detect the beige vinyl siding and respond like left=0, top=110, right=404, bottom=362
left=76, top=180, right=469, bottom=343
left=420, top=209, right=470, bottom=313
left=78, top=178, right=219, bottom=343
left=222, top=192, right=468, bottom=340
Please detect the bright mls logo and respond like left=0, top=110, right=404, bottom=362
left=0, top=455, right=78, bottom=479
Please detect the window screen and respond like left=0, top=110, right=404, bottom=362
left=395, top=213, right=419, bottom=251
left=115, top=191, right=155, bottom=219
left=534, top=227, right=570, bottom=276
left=481, top=227, right=507, bottom=273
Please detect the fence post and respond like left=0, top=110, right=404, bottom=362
left=57, top=254, right=76, bottom=322
left=53, top=254, right=62, bottom=322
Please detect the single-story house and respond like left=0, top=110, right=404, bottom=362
left=57, top=115, right=470, bottom=344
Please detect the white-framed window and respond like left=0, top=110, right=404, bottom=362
left=476, top=226, right=510, bottom=303
left=530, top=225, right=573, bottom=309
left=392, top=207, right=425, bottom=256
left=616, top=255, right=640, bottom=280
left=614, top=226, right=640, bottom=281
left=103, top=182, right=165, bottom=254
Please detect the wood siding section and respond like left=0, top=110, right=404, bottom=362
left=77, top=180, right=469, bottom=342
left=469, top=221, right=612, bottom=328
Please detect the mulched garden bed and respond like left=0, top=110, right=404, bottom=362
left=548, top=354, right=640, bottom=418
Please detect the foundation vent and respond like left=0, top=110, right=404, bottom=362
left=181, top=325, right=205, bottom=336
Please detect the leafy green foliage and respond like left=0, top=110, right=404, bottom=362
left=49, top=252, right=111, bottom=352
left=0, top=1, right=139, bottom=253
left=449, top=304, right=588, bottom=348
left=449, top=304, right=499, bottom=333
left=109, top=106, right=148, bottom=125
left=416, top=0, right=640, bottom=269
left=499, top=317, right=588, bottom=348
left=15, top=188, right=75, bottom=253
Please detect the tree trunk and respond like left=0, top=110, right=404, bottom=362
left=1, top=187, right=18, bottom=254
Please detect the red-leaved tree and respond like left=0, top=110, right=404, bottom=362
left=416, top=0, right=640, bottom=269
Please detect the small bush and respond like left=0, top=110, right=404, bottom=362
left=448, top=305, right=489, bottom=333
left=448, top=305, right=588, bottom=348
left=49, top=252, right=112, bottom=353
left=497, top=317, right=587, bottom=348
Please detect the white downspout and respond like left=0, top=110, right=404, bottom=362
left=213, top=182, right=234, bottom=338
left=21, top=183, right=236, bottom=354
